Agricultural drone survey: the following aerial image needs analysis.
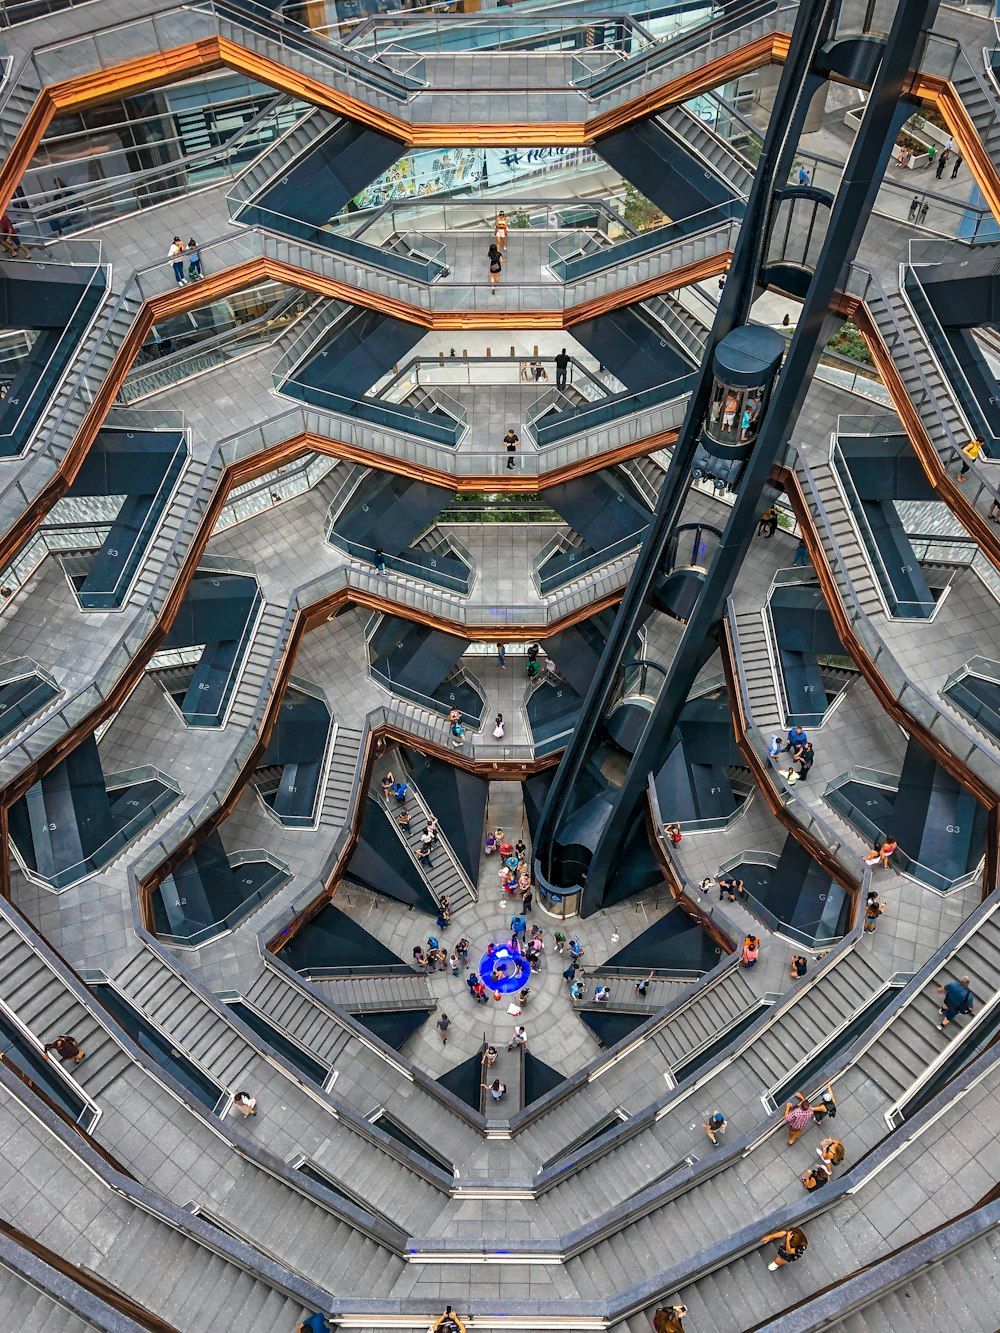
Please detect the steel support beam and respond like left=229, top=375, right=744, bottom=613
left=536, top=0, right=939, bottom=914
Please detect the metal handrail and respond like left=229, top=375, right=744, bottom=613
left=824, top=766, right=983, bottom=895
left=717, top=849, right=847, bottom=948
left=120, top=291, right=311, bottom=402
left=16, top=99, right=300, bottom=245
left=156, top=850, right=291, bottom=949
left=724, top=592, right=860, bottom=877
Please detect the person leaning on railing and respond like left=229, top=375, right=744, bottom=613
left=429, top=1307, right=467, bottom=1333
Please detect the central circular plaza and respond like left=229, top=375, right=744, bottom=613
left=478, top=943, right=531, bottom=994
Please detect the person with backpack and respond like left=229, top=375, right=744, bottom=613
left=810, top=1085, right=837, bottom=1123
left=937, top=975, right=975, bottom=1027
left=763, top=1226, right=808, bottom=1270
left=801, top=1161, right=831, bottom=1192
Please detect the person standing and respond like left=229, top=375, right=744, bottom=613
left=741, top=935, right=760, bottom=968
left=494, top=210, right=508, bottom=253
left=555, top=347, right=570, bottom=391
left=482, top=1078, right=507, bottom=1102
left=796, top=741, right=815, bottom=780
left=373, top=547, right=387, bottom=575
left=168, top=236, right=186, bottom=285
left=783, top=1091, right=816, bottom=1145
left=793, top=537, right=810, bottom=567
left=493, top=713, right=505, bottom=740
left=957, top=435, right=984, bottom=482
left=936, top=148, right=950, bottom=180
left=436, top=1013, right=451, bottom=1045
left=0, top=213, right=29, bottom=258
left=802, top=1161, right=831, bottom=1192
left=47, top=177, right=73, bottom=234
left=908, top=194, right=920, bottom=221
left=186, top=237, right=202, bottom=279
left=797, top=164, right=810, bottom=185
left=818, top=1137, right=845, bottom=1170
left=503, top=426, right=519, bottom=470
left=507, top=1024, right=527, bottom=1052
left=496, top=641, right=506, bottom=669
left=430, top=1305, right=467, bottom=1332
left=952, top=153, right=963, bottom=179
left=488, top=242, right=503, bottom=292
left=233, top=1091, right=257, bottom=1118
left=757, top=506, right=775, bottom=536
left=704, top=1111, right=727, bottom=1146
left=785, top=724, right=807, bottom=753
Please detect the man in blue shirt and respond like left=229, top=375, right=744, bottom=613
left=938, top=976, right=974, bottom=1027
left=298, top=1314, right=331, bottom=1333
left=785, top=725, right=807, bottom=753
left=510, top=915, right=526, bottom=941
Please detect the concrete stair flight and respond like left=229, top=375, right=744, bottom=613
left=373, top=755, right=478, bottom=913
left=854, top=905, right=1000, bottom=1110
left=0, top=1074, right=314, bottom=1332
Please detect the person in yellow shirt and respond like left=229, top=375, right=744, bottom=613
left=957, top=434, right=983, bottom=482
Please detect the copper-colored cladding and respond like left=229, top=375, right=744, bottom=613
left=848, top=301, right=1000, bottom=575
left=0, top=29, right=795, bottom=213
left=645, top=816, right=737, bottom=955
left=912, top=75, right=1000, bottom=227
left=5, top=25, right=1000, bottom=937
left=305, top=421, right=684, bottom=491
left=0, top=245, right=724, bottom=564
left=0, top=1218, right=178, bottom=1333
left=780, top=468, right=1000, bottom=900
left=719, top=620, right=862, bottom=928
